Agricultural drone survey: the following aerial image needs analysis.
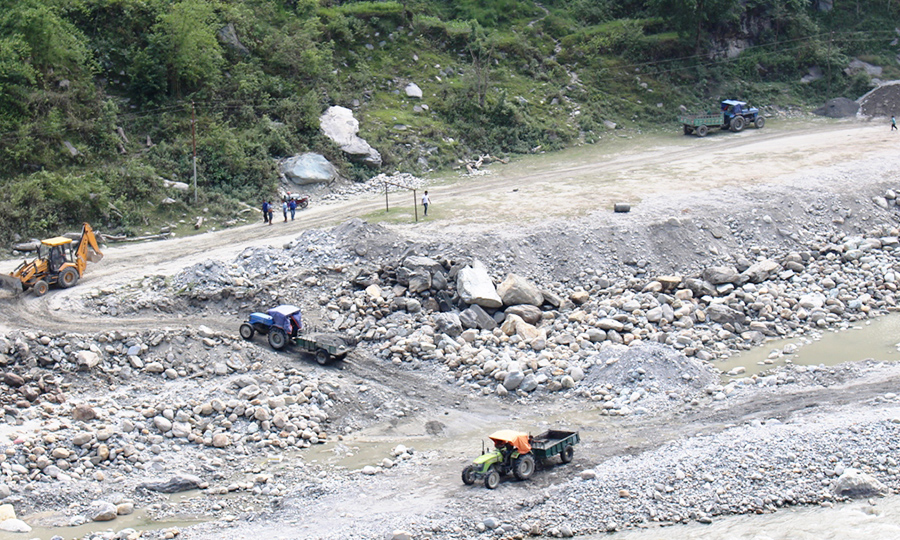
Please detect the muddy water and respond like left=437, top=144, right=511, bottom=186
left=588, top=495, right=900, bottom=540
left=717, top=312, right=900, bottom=379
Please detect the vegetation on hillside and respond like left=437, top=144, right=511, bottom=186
left=0, top=0, right=897, bottom=243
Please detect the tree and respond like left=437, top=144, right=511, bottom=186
left=154, top=0, right=225, bottom=97
left=651, top=0, right=741, bottom=52
left=466, top=22, right=495, bottom=108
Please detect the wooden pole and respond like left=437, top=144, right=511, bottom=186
left=384, top=181, right=389, bottom=212
left=191, top=101, right=197, bottom=204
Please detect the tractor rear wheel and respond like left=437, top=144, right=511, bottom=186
left=239, top=324, right=255, bottom=341
left=461, top=465, right=476, bottom=485
left=34, top=280, right=50, bottom=297
left=484, top=468, right=500, bottom=489
left=755, top=117, right=765, bottom=129
left=59, top=267, right=79, bottom=288
left=268, top=328, right=288, bottom=350
left=696, top=125, right=708, bottom=137
left=560, top=445, right=575, bottom=464
left=315, top=349, right=329, bottom=365
left=514, top=454, right=536, bottom=480
left=730, top=116, right=745, bottom=132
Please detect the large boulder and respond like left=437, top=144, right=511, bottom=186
left=138, top=474, right=204, bottom=494
left=832, top=468, right=888, bottom=498
left=319, top=106, right=382, bottom=166
left=432, top=312, right=463, bottom=337
left=705, top=303, right=744, bottom=324
left=505, top=304, right=542, bottom=325
left=740, top=259, right=781, bottom=283
left=457, top=261, right=502, bottom=309
left=459, top=305, right=497, bottom=330
left=702, top=266, right=739, bottom=285
left=497, top=274, right=543, bottom=307
left=216, top=23, right=250, bottom=56
left=280, top=153, right=336, bottom=186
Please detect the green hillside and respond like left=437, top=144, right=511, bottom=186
left=0, top=0, right=897, bottom=242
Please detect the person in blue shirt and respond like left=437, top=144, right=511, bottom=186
left=261, top=200, right=270, bottom=224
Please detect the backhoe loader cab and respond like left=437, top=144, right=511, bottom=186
left=0, top=223, right=103, bottom=296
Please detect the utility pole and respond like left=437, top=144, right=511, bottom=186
left=191, top=101, right=197, bottom=204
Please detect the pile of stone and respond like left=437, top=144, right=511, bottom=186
left=0, top=326, right=345, bottom=520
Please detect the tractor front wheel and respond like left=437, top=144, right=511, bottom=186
left=462, top=465, right=476, bottom=485
left=268, top=328, right=288, bottom=350
left=59, top=267, right=79, bottom=288
left=560, top=445, right=575, bottom=464
left=514, top=454, right=536, bottom=481
left=484, top=468, right=500, bottom=489
left=239, top=324, right=255, bottom=341
left=755, top=117, right=766, bottom=129
left=34, top=280, right=50, bottom=297
left=300, top=199, right=309, bottom=209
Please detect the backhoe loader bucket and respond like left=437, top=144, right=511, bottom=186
left=86, top=246, right=103, bottom=263
left=0, top=274, right=23, bottom=295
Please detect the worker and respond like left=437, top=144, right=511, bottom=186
left=262, top=200, right=270, bottom=224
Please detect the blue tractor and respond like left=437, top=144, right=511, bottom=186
left=239, top=304, right=353, bottom=364
left=679, top=100, right=765, bottom=136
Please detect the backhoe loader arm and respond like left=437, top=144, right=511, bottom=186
left=75, top=223, right=104, bottom=275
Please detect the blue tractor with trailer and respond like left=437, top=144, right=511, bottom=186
left=680, top=100, right=765, bottom=137
left=239, top=304, right=353, bottom=364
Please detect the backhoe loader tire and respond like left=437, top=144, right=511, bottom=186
left=34, top=280, right=49, bottom=297
left=59, top=267, right=79, bottom=288
left=560, top=445, right=575, bottom=464
left=239, top=324, right=255, bottom=341
left=514, top=454, right=536, bottom=480
left=484, top=468, right=500, bottom=489
left=316, top=349, right=329, bottom=365
left=461, top=465, right=476, bottom=485
left=268, top=328, right=288, bottom=350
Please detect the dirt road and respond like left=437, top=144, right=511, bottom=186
left=2, top=118, right=894, bottom=334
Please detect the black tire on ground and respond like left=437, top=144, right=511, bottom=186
left=730, top=116, right=745, bottom=132
left=300, top=199, right=309, bottom=209
left=268, top=328, right=288, bottom=350
left=755, top=117, right=765, bottom=129
left=696, top=125, right=709, bottom=137
left=683, top=125, right=692, bottom=135
left=484, top=468, right=500, bottom=489
left=59, top=267, right=79, bottom=288
left=239, top=323, right=255, bottom=341
left=462, top=465, right=476, bottom=485
left=34, top=280, right=49, bottom=297
left=560, top=445, right=575, bottom=464
left=613, top=203, right=631, bottom=213
left=315, top=349, right=329, bottom=365
left=514, top=454, right=536, bottom=481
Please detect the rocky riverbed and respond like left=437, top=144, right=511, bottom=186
left=2, top=128, right=900, bottom=539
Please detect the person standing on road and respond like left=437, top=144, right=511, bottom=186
left=289, top=198, right=297, bottom=220
left=282, top=199, right=288, bottom=222
left=892, top=115, right=897, bottom=131
left=267, top=202, right=274, bottom=225
left=262, top=200, right=270, bottom=224
left=422, top=190, right=431, bottom=216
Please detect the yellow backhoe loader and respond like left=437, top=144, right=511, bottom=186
left=0, top=223, right=104, bottom=296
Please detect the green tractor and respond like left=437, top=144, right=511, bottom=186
left=462, top=430, right=536, bottom=489
left=461, top=429, right=580, bottom=489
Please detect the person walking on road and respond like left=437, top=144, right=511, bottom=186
left=422, top=190, right=431, bottom=217
left=892, top=115, right=897, bottom=131
left=262, top=200, right=270, bottom=224
left=289, top=198, right=297, bottom=220
left=282, top=199, right=288, bottom=222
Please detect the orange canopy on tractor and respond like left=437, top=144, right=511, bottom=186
left=489, top=430, right=531, bottom=454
